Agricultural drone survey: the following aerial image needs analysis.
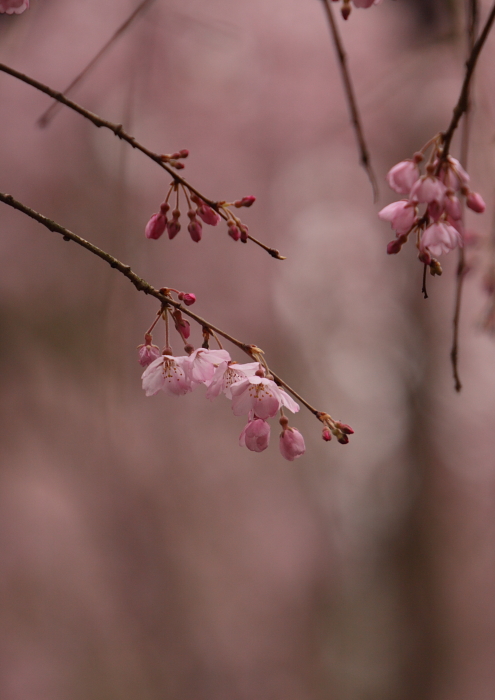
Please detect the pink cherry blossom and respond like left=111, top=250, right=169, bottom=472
left=420, top=222, right=462, bottom=257
left=239, top=418, right=271, bottom=453
left=410, top=175, right=447, bottom=205
left=466, top=191, right=486, bottom=214
left=279, top=427, right=306, bottom=461
left=141, top=355, right=193, bottom=396
left=137, top=342, right=161, bottom=367
left=205, top=361, right=259, bottom=400
left=186, top=348, right=232, bottom=385
left=386, top=160, right=420, bottom=195
left=378, top=200, right=417, bottom=234
left=145, top=212, right=167, bottom=240
left=0, top=0, right=29, bottom=14
left=230, top=376, right=299, bottom=420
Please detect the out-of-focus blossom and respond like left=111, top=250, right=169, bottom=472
left=420, top=222, right=462, bottom=257
left=142, top=355, right=193, bottom=396
left=386, top=159, right=420, bottom=195
left=378, top=200, right=417, bottom=234
left=410, top=175, right=447, bottom=205
left=0, top=0, right=29, bottom=14
left=440, top=156, right=470, bottom=191
left=239, top=418, right=270, bottom=453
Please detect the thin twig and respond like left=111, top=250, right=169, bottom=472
left=450, top=0, right=480, bottom=393
left=38, top=0, right=157, bottom=128
left=319, top=0, right=379, bottom=201
left=0, top=63, right=285, bottom=260
left=0, top=190, right=336, bottom=425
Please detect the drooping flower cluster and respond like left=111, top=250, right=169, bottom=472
left=0, top=0, right=29, bottom=13
left=332, top=0, right=381, bottom=20
left=379, top=136, right=486, bottom=278
left=144, top=178, right=254, bottom=245
left=141, top=346, right=306, bottom=461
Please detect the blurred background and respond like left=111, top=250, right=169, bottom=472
left=1, top=0, right=495, bottom=698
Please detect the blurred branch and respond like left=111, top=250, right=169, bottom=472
left=0, top=63, right=284, bottom=260
left=319, top=0, right=378, bottom=201
left=0, top=190, right=349, bottom=440
left=450, top=0, right=481, bottom=393
left=37, top=0, right=157, bottom=128
left=441, top=0, right=495, bottom=160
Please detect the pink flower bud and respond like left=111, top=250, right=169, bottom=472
left=178, top=292, right=196, bottom=306
left=279, top=427, right=306, bottom=461
left=137, top=343, right=161, bottom=367
left=336, top=422, right=354, bottom=435
left=466, top=191, right=486, bottom=214
left=337, top=434, right=349, bottom=445
left=239, top=418, right=271, bottom=453
left=145, top=213, right=167, bottom=240
left=322, top=428, right=332, bottom=442
left=386, top=160, right=420, bottom=195
left=228, top=222, right=241, bottom=241
left=239, top=224, right=249, bottom=243
left=167, top=220, right=181, bottom=239
left=197, top=204, right=221, bottom=226
left=387, top=237, right=404, bottom=255
left=234, top=196, right=256, bottom=208
left=188, top=220, right=202, bottom=242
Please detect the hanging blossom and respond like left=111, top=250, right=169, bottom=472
left=0, top=0, right=29, bottom=13
left=142, top=354, right=193, bottom=396
left=332, top=0, right=382, bottom=20
left=379, top=137, right=486, bottom=278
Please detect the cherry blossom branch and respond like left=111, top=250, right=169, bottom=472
left=319, top=0, right=378, bottom=201
left=0, top=190, right=350, bottom=441
left=37, top=0, right=157, bottom=128
left=450, top=0, right=480, bottom=393
left=441, top=0, right=495, bottom=161
left=0, top=63, right=285, bottom=260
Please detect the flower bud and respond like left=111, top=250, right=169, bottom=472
left=145, top=213, right=167, bottom=240
left=234, top=196, right=256, bottom=208
left=466, top=191, right=486, bottom=214
left=178, top=292, right=196, bottom=306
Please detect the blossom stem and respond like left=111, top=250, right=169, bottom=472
left=0, top=190, right=341, bottom=429
left=319, top=0, right=378, bottom=202
left=422, top=263, right=429, bottom=300
left=0, top=63, right=285, bottom=260
left=145, top=309, right=162, bottom=336
left=450, top=0, right=480, bottom=393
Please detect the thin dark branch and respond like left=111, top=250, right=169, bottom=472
left=38, top=0, right=157, bottom=128
left=0, top=63, right=285, bottom=260
left=319, top=0, right=379, bottom=201
left=450, top=0, right=481, bottom=393
left=0, top=190, right=340, bottom=426
left=441, top=0, right=495, bottom=160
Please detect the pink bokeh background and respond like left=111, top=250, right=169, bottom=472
left=1, top=1, right=495, bottom=698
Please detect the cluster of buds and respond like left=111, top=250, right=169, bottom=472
left=331, top=0, right=381, bottom=21
left=144, top=179, right=255, bottom=246
left=379, top=135, right=486, bottom=277
left=318, top=412, right=354, bottom=444
left=159, top=149, right=189, bottom=171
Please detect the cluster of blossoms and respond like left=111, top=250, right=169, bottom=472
left=145, top=171, right=255, bottom=245
left=140, top=343, right=306, bottom=461
left=137, top=288, right=353, bottom=460
left=331, top=0, right=381, bottom=20
left=0, top=0, right=29, bottom=14
left=379, top=136, right=486, bottom=277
